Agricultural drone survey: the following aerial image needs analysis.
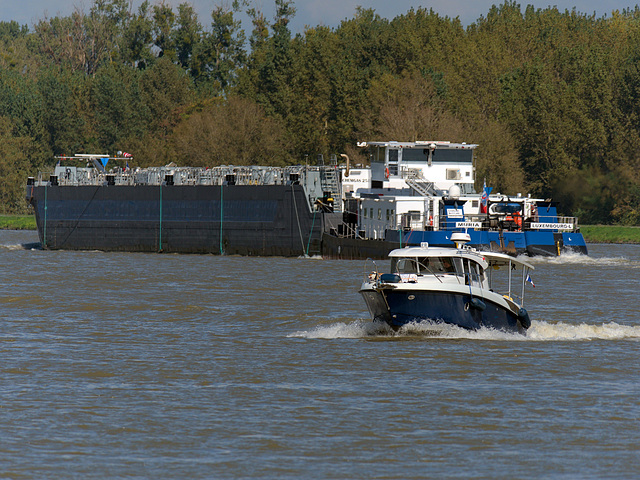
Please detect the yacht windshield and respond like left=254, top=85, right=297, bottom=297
left=394, top=258, right=418, bottom=273
left=418, top=257, right=459, bottom=274
left=392, top=256, right=460, bottom=275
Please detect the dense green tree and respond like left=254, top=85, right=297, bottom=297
left=37, top=69, right=86, bottom=154
left=119, top=1, right=154, bottom=69
left=139, top=57, right=193, bottom=136
left=0, top=116, right=48, bottom=213
left=239, top=0, right=296, bottom=116
left=170, top=95, right=287, bottom=166
left=90, top=64, right=145, bottom=152
left=174, top=3, right=202, bottom=70
left=191, top=3, right=245, bottom=94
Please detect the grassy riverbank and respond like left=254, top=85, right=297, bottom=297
left=0, top=215, right=37, bottom=230
left=580, top=225, right=640, bottom=244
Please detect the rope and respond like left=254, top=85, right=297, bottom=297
left=306, top=207, right=318, bottom=256
left=159, top=185, right=163, bottom=252
left=291, top=185, right=306, bottom=256
left=219, top=182, right=224, bottom=255
left=43, top=184, right=47, bottom=248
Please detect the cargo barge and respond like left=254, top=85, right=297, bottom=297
left=25, top=143, right=587, bottom=258
left=26, top=158, right=334, bottom=256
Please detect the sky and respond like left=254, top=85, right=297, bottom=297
left=1, top=0, right=637, bottom=33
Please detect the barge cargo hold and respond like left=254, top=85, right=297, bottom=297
left=26, top=160, right=330, bottom=256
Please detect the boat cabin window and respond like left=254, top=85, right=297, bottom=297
left=419, top=257, right=458, bottom=274
left=393, top=258, right=419, bottom=274
left=401, top=149, right=430, bottom=162
left=432, top=149, right=473, bottom=163
left=388, top=149, right=399, bottom=175
left=463, top=258, right=485, bottom=286
left=392, top=256, right=461, bottom=275
left=400, top=148, right=473, bottom=163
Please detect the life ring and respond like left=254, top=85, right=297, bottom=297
left=385, top=167, right=390, bottom=179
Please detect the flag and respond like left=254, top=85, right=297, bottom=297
left=526, top=274, right=535, bottom=287
left=122, top=152, right=132, bottom=158
left=480, top=180, right=492, bottom=214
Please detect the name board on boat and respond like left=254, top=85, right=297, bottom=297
left=531, top=222, right=574, bottom=230
left=447, top=208, right=464, bottom=218
left=456, top=222, right=482, bottom=229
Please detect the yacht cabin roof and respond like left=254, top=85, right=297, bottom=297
left=388, top=245, right=535, bottom=271
left=357, top=140, right=478, bottom=149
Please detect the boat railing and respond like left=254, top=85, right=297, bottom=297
left=342, top=222, right=365, bottom=239
left=400, top=167, right=425, bottom=180
left=31, top=164, right=322, bottom=188
left=363, top=258, right=380, bottom=284
left=389, top=212, right=580, bottom=233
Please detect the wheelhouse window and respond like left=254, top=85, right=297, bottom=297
left=418, top=257, right=459, bottom=274
left=388, top=149, right=399, bottom=175
left=432, top=149, right=473, bottom=163
left=392, top=256, right=461, bottom=275
left=401, top=148, right=430, bottom=162
left=393, top=258, right=418, bottom=274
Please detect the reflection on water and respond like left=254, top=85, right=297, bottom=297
left=1, top=231, right=640, bottom=478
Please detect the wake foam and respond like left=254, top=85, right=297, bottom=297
left=290, top=319, right=640, bottom=341
left=289, top=319, right=393, bottom=339
left=0, top=242, right=39, bottom=251
left=527, top=320, right=640, bottom=341
left=523, top=251, right=634, bottom=268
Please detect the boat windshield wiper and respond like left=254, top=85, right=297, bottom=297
left=417, top=261, right=443, bottom=283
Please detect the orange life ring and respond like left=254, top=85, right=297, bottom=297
left=385, top=167, right=390, bottom=179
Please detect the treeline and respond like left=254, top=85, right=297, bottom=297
left=2, top=0, right=640, bottom=224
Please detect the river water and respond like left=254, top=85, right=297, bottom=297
left=1, top=229, right=639, bottom=479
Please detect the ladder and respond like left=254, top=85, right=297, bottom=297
left=405, top=178, right=435, bottom=197
left=320, top=165, right=342, bottom=212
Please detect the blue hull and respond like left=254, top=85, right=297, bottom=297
left=360, top=289, right=524, bottom=333
left=394, top=229, right=587, bottom=256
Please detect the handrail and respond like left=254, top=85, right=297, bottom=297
left=385, top=212, right=580, bottom=233
left=363, top=258, right=379, bottom=284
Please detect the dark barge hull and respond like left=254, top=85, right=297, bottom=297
left=27, top=184, right=323, bottom=256
left=321, top=233, right=401, bottom=260
left=25, top=184, right=588, bottom=259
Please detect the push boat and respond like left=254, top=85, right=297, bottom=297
left=329, top=140, right=587, bottom=259
left=359, top=233, right=535, bottom=333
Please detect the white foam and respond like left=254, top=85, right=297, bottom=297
left=0, top=243, right=27, bottom=251
left=289, top=319, right=393, bottom=338
left=526, top=320, right=640, bottom=341
left=297, top=254, right=324, bottom=260
left=523, top=251, right=635, bottom=268
left=291, top=319, right=640, bottom=341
